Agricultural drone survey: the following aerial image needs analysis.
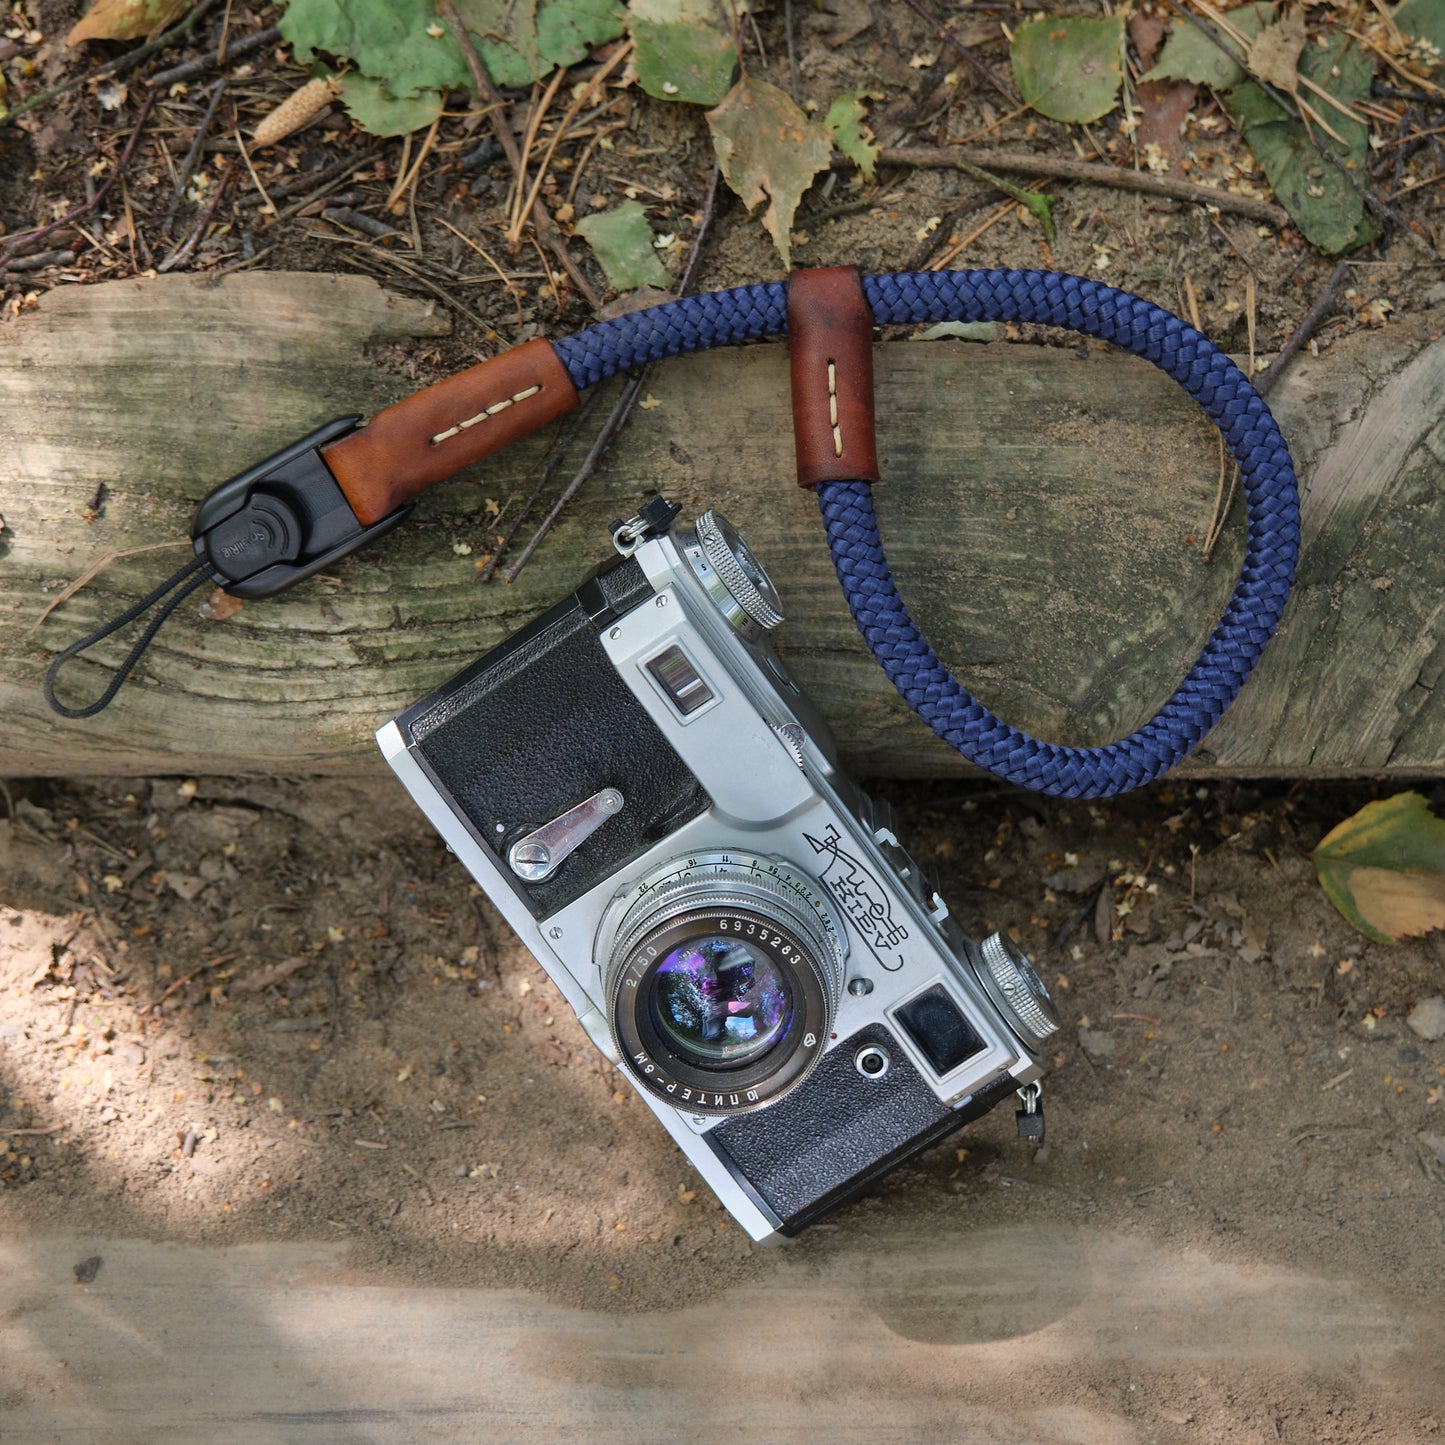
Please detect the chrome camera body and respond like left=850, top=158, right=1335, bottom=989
left=377, top=499, right=1058, bottom=1242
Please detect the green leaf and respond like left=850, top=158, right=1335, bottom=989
left=575, top=200, right=673, bottom=291
left=1313, top=792, right=1445, bottom=943
left=280, top=0, right=470, bottom=97
left=1227, top=32, right=1379, bottom=254
left=1010, top=13, right=1124, bottom=124
left=1394, top=0, right=1445, bottom=61
left=1141, top=2, right=1273, bottom=89
left=706, top=75, right=834, bottom=268
left=453, top=0, right=542, bottom=86
left=629, top=0, right=737, bottom=105
left=825, top=90, right=879, bottom=180
left=338, top=74, right=445, bottom=137
left=537, top=0, right=626, bottom=67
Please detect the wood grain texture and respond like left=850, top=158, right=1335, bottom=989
left=0, top=1229, right=1427, bottom=1442
left=2, top=272, right=1442, bottom=779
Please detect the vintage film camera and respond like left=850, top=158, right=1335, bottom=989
left=376, top=499, right=1059, bottom=1241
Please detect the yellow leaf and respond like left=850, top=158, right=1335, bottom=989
left=1312, top=792, right=1445, bottom=943
left=1337, top=865, right=1445, bottom=943
left=68, top=0, right=192, bottom=45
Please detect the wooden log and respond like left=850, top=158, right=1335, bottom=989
left=1, top=271, right=1441, bottom=779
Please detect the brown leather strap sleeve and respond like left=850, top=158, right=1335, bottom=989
left=786, top=266, right=880, bottom=489
left=322, top=338, right=580, bottom=526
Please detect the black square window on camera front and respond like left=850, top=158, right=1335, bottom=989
left=894, top=985, right=987, bottom=1076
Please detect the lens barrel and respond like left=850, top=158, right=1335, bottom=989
left=604, top=856, right=844, bottom=1115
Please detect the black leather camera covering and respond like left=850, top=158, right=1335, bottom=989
left=707, top=1024, right=1018, bottom=1234
left=399, top=556, right=710, bottom=918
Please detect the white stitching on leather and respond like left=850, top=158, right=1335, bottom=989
left=827, top=361, right=843, bottom=457
left=430, top=384, right=543, bottom=445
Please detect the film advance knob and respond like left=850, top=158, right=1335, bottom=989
left=979, top=932, right=1060, bottom=1046
left=694, top=511, right=785, bottom=631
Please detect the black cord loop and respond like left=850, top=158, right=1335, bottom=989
left=43, top=555, right=211, bottom=719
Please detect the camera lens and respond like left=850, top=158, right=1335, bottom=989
left=651, top=934, right=793, bottom=1068
left=604, top=854, right=845, bottom=1115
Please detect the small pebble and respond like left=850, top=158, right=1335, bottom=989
left=1406, top=996, right=1445, bottom=1042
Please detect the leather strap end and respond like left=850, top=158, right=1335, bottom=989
left=786, top=266, right=880, bottom=489
left=322, top=338, right=580, bottom=526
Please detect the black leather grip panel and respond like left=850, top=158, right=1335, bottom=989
left=399, top=557, right=709, bottom=917
left=707, top=1025, right=1018, bottom=1234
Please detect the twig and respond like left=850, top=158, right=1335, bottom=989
left=163, top=78, right=227, bottom=236
left=1254, top=261, right=1349, bottom=397
left=1, top=247, right=75, bottom=273
left=148, top=24, right=280, bottom=90
left=509, top=42, right=633, bottom=246
left=503, top=373, right=650, bottom=583
left=437, top=0, right=601, bottom=308
left=157, top=162, right=234, bottom=271
left=337, top=241, right=496, bottom=333
left=476, top=388, right=607, bottom=581
left=1, top=90, right=159, bottom=263
left=928, top=181, right=1050, bottom=269
left=233, top=129, right=276, bottom=216
left=879, top=145, right=1289, bottom=227
left=386, top=113, right=443, bottom=213
left=898, top=0, right=1017, bottom=104
left=139, top=953, right=238, bottom=1014
left=239, top=153, right=371, bottom=212
left=500, top=164, right=723, bottom=582
left=676, top=162, right=721, bottom=297
left=1200, top=432, right=1234, bottom=564
left=434, top=214, right=526, bottom=326
left=31, top=541, right=191, bottom=632
left=323, top=206, right=402, bottom=241
left=509, top=66, right=572, bottom=239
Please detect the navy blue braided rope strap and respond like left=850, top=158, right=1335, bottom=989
left=554, top=269, right=1300, bottom=799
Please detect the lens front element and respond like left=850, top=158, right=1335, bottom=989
left=604, top=854, right=845, bottom=1115
left=652, top=933, right=793, bottom=1067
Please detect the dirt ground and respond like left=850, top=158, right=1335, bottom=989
left=5, top=0, right=1445, bottom=1438
left=3, top=773, right=1445, bottom=1440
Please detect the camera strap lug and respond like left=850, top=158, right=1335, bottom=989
left=191, top=415, right=415, bottom=600
left=611, top=495, right=682, bottom=556
left=1015, top=1081, right=1045, bottom=1142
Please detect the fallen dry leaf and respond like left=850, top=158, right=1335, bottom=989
left=1313, top=792, right=1445, bottom=943
left=1247, top=10, right=1307, bottom=92
left=67, top=0, right=189, bottom=46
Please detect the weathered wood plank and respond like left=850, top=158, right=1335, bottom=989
left=0, top=1229, right=1427, bottom=1442
left=1, top=272, right=1441, bottom=778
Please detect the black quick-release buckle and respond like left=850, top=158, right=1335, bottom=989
left=191, top=415, right=414, bottom=599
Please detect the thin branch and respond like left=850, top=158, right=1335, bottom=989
left=1, top=89, right=159, bottom=263
left=1254, top=261, right=1349, bottom=397
left=878, top=145, right=1290, bottom=227
left=162, top=77, right=227, bottom=236
left=898, top=0, right=1017, bottom=104
left=436, top=0, right=601, bottom=308
left=157, top=162, right=234, bottom=272
left=500, top=163, right=724, bottom=583
left=148, top=23, right=280, bottom=90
